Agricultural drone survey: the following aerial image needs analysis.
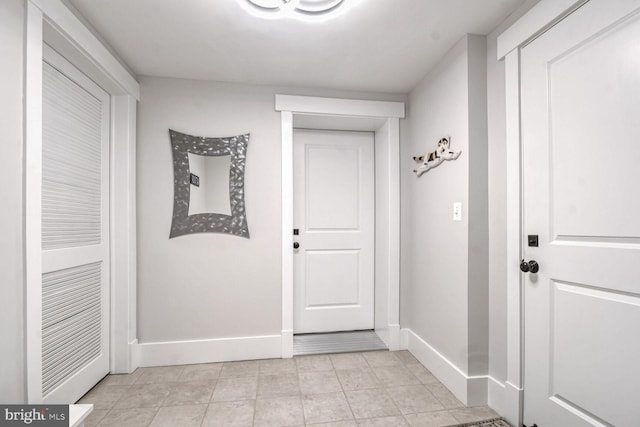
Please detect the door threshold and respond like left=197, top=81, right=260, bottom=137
left=293, top=330, right=387, bottom=356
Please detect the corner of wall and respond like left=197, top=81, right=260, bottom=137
left=466, top=34, right=490, bottom=377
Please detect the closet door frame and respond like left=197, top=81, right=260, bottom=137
left=24, top=0, right=139, bottom=403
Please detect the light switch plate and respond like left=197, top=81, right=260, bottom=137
left=453, top=202, right=462, bottom=221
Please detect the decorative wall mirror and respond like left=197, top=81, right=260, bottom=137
left=169, top=129, right=250, bottom=238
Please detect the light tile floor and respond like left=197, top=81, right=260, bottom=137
left=78, top=350, right=499, bottom=427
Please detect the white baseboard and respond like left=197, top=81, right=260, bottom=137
left=401, top=328, right=488, bottom=406
left=136, top=334, right=282, bottom=367
left=487, top=376, right=506, bottom=415
left=281, top=329, right=293, bottom=358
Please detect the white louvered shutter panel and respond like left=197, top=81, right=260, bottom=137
left=40, top=50, right=110, bottom=404
left=41, top=263, right=102, bottom=396
left=42, top=62, right=102, bottom=250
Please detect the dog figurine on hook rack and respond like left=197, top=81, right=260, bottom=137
left=413, top=137, right=461, bottom=177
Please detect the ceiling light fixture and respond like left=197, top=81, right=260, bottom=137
left=241, top=0, right=358, bottom=22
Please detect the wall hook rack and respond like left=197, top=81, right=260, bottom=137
left=412, top=136, right=461, bottom=177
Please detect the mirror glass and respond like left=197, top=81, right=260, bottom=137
left=187, top=153, right=232, bottom=216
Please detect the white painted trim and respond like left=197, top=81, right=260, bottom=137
left=504, top=46, right=525, bottom=427
left=503, top=381, right=524, bottom=427
left=136, top=335, right=283, bottom=367
left=281, top=330, right=293, bottom=358
left=280, top=110, right=294, bottom=358
left=402, top=329, right=488, bottom=406
left=400, top=328, right=410, bottom=349
left=25, top=2, right=45, bottom=404
left=110, top=95, right=138, bottom=374
left=486, top=378, right=523, bottom=427
left=497, top=0, right=587, bottom=59
left=130, top=339, right=141, bottom=371
left=375, top=324, right=401, bottom=352
left=279, top=95, right=403, bottom=355
left=31, top=0, right=139, bottom=98
left=386, top=118, right=401, bottom=338
left=373, top=117, right=401, bottom=352
left=275, top=95, right=405, bottom=118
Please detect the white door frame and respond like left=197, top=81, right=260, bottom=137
left=25, top=0, right=139, bottom=402
left=276, top=95, right=405, bottom=357
left=497, top=0, right=590, bottom=424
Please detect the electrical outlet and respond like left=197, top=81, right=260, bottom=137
left=453, top=202, right=462, bottom=221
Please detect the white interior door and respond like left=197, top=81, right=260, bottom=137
left=521, top=1, right=640, bottom=425
left=293, top=129, right=374, bottom=334
left=40, top=45, right=110, bottom=403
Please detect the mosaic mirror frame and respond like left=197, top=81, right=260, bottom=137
left=169, top=129, right=250, bottom=239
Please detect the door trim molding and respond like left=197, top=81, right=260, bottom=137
left=497, top=0, right=588, bottom=59
left=25, top=0, right=139, bottom=402
left=276, top=95, right=404, bottom=357
left=502, top=48, right=524, bottom=427
left=498, top=0, right=587, bottom=424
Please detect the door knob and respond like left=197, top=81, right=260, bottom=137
left=520, top=259, right=539, bottom=273
left=293, top=242, right=300, bottom=249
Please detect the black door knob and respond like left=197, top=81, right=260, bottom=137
left=293, top=242, right=300, bottom=249
left=520, top=259, right=539, bottom=273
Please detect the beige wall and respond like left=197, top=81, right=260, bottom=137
left=136, top=76, right=406, bottom=343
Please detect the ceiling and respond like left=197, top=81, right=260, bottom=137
left=68, top=0, right=525, bottom=94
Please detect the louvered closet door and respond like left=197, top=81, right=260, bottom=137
left=41, top=45, right=110, bottom=404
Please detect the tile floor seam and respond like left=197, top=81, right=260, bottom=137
left=340, top=389, right=357, bottom=423
left=147, top=405, right=162, bottom=427
left=402, top=413, right=412, bottom=426
left=197, top=404, right=205, bottom=427
left=251, top=396, right=257, bottom=426
left=104, top=384, right=129, bottom=413
left=297, top=394, right=305, bottom=427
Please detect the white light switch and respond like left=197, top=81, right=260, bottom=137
left=453, top=202, right=462, bottom=221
